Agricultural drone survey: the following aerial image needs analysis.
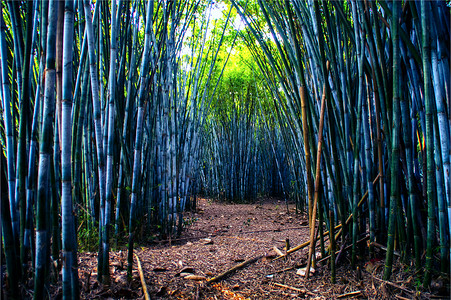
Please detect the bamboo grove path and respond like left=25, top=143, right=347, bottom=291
left=72, top=198, right=446, bottom=299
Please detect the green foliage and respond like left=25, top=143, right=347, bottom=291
left=77, top=214, right=99, bottom=253
left=183, top=217, right=199, bottom=227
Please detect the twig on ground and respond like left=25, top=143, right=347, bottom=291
left=272, top=282, right=315, bottom=296
left=337, top=290, right=362, bottom=298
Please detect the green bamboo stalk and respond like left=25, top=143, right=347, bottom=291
left=384, top=0, right=401, bottom=281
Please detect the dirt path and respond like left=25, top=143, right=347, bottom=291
left=75, top=198, right=447, bottom=299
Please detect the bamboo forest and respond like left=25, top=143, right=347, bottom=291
left=0, top=0, right=450, bottom=299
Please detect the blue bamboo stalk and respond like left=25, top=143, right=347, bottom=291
left=128, top=0, right=154, bottom=278
left=83, top=0, right=107, bottom=281
left=1, top=2, right=18, bottom=248
left=34, top=1, right=58, bottom=297
left=61, top=0, right=79, bottom=298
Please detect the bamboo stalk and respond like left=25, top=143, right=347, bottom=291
left=421, top=0, right=436, bottom=287
left=207, top=255, right=263, bottom=283
left=305, top=62, right=329, bottom=278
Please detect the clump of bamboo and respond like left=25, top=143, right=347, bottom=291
left=230, top=0, right=450, bottom=286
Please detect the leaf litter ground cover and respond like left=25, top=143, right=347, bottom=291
left=41, top=198, right=450, bottom=299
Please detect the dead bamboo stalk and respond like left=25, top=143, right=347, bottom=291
left=300, top=84, right=314, bottom=226
left=134, top=253, right=150, bottom=300
left=207, top=255, right=263, bottom=283
left=305, top=73, right=328, bottom=279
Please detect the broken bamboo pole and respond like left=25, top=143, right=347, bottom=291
left=272, top=282, right=316, bottom=296
left=134, top=253, right=150, bottom=300
left=207, top=255, right=263, bottom=283
left=337, top=290, right=363, bottom=298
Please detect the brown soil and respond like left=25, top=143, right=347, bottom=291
left=73, top=198, right=448, bottom=299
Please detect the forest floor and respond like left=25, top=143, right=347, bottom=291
left=72, top=198, right=446, bottom=299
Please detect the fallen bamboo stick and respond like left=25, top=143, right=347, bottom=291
left=272, top=282, right=316, bottom=296
left=337, top=290, right=363, bottom=298
left=134, top=253, right=150, bottom=300
left=207, top=255, right=263, bottom=283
